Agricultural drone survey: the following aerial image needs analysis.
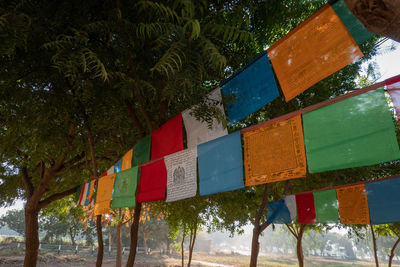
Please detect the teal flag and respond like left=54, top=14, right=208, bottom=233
left=303, top=89, right=400, bottom=173
left=366, top=177, right=400, bottom=225
left=313, top=190, right=339, bottom=223
left=111, top=166, right=139, bottom=209
left=132, top=135, right=151, bottom=166
left=331, top=0, right=375, bottom=45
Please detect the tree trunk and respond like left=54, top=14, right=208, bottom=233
left=143, top=230, right=147, bottom=254
left=187, top=223, right=198, bottom=267
left=116, top=223, right=123, bottom=267
left=296, top=224, right=306, bottom=267
left=108, top=229, right=112, bottom=256
left=24, top=206, right=39, bottom=267
left=96, top=215, right=104, bottom=267
left=249, top=184, right=270, bottom=267
left=166, top=238, right=170, bottom=254
left=344, top=0, right=400, bottom=42
left=250, top=227, right=261, bottom=267
left=126, top=202, right=142, bottom=267
left=389, top=237, right=400, bottom=267
left=370, top=224, right=379, bottom=267
left=181, top=224, right=186, bottom=267
left=69, top=227, right=76, bottom=247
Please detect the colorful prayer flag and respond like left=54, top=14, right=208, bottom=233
left=151, top=114, right=183, bottom=160
left=284, top=195, right=297, bottom=221
left=114, top=159, right=122, bottom=173
left=136, top=160, right=167, bottom=203
left=313, top=189, right=339, bottom=223
left=365, top=177, right=400, bottom=225
left=267, top=4, right=363, bottom=101
left=107, top=166, right=114, bottom=175
left=111, top=166, right=139, bottom=209
left=121, top=149, right=133, bottom=171
left=243, top=115, right=307, bottom=185
left=132, top=135, right=152, bottom=166
left=337, top=184, right=370, bottom=225
left=331, top=0, right=375, bottom=45
left=386, top=76, right=400, bottom=128
left=302, top=89, right=400, bottom=173
left=198, top=131, right=244, bottom=196
left=165, top=147, right=198, bottom=202
left=267, top=200, right=292, bottom=224
left=86, top=180, right=96, bottom=207
left=75, top=182, right=91, bottom=206
left=296, top=193, right=316, bottom=224
left=182, top=88, right=228, bottom=148
left=94, top=174, right=116, bottom=215
left=221, top=53, right=279, bottom=123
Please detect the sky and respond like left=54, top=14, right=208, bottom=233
left=1, top=40, right=400, bottom=218
left=369, top=40, right=400, bottom=81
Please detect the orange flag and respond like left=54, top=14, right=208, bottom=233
left=94, top=173, right=116, bottom=215
left=121, top=149, right=133, bottom=171
left=336, top=184, right=370, bottom=225
left=267, top=4, right=363, bottom=101
left=243, top=115, right=307, bottom=186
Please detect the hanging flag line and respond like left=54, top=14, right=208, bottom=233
left=295, top=174, right=400, bottom=196
left=81, top=74, right=400, bottom=220
left=133, top=76, right=390, bottom=169
left=267, top=174, right=400, bottom=225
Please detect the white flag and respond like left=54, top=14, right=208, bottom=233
left=284, top=195, right=297, bottom=221
left=182, top=88, right=228, bottom=148
left=165, top=147, right=197, bottom=202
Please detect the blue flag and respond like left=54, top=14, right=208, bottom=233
left=365, top=177, right=400, bottom=225
left=114, top=158, right=122, bottom=173
left=198, top=131, right=244, bottom=196
left=267, top=200, right=292, bottom=224
left=221, top=53, right=279, bottom=124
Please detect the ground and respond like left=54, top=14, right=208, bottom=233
left=0, top=252, right=399, bottom=267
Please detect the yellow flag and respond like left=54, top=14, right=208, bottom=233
left=243, top=115, right=307, bottom=186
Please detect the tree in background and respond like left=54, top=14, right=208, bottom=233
left=0, top=209, right=26, bottom=237
left=154, top=196, right=209, bottom=267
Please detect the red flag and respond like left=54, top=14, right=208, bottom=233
left=151, top=114, right=183, bottom=160
left=386, top=76, right=400, bottom=128
left=296, top=193, right=316, bottom=224
left=136, top=160, right=167, bottom=203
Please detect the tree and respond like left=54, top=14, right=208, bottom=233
left=0, top=209, right=26, bottom=237
left=286, top=223, right=307, bottom=267
left=154, top=196, right=209, bottom=267
left=374, top=223, right=400, bottom=267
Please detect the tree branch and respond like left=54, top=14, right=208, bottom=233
left=38, top=186, right=79, bottom=209
left=124, top=99, right=145, bottom=135
left=286, top=224, right=298, bottom=238
left=21, top=167, right=34, bottom=198
left=260, top=222, right=271, bottom=232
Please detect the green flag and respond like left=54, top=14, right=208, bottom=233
left=313, top=190, right=339, bottom=223
left=132, top=135, right=151, bottom=166
left=331, top=0, right=375, bottom=45
left=111, top=166, right=139, bottom=209
left=75, top=184, right=82, bottom=204
left=303, top=88, right=400, bottom=173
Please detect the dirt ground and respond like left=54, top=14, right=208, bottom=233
left=1, top=253, right=400, bottom=267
